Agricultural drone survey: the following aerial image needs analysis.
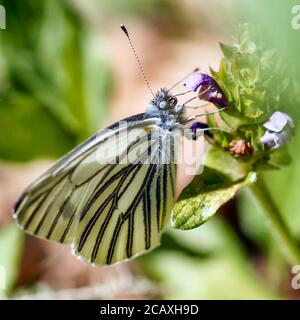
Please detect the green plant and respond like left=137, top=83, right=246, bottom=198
left=172, top=25, right=300, bottom=266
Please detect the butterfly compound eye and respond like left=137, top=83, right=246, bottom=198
left=168, top=96, right=177, bottom=107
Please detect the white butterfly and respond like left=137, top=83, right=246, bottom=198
left=13, top=26, right=221, bottom=265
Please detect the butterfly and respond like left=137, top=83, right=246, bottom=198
left=13, top=25, right=223, bottom=265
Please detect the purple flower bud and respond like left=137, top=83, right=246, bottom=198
left=260, top=112, right=295, bottom=149
left=183, top=73, right=215, bottom=92
left=183, top=72, right=228, bottom=108
left=190, top=122, right=213, bottom=140
left=263, top=111, right=295, bottom=132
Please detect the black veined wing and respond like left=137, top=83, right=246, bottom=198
left=13, top=113, right=177, bottom=265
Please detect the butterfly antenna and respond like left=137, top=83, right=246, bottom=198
left=120, top=24, right=154, bottom=97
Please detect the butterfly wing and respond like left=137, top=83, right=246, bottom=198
left=13, top=113, right=177, bottom=265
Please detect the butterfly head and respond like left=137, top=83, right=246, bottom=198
left=147, top=88, right=185, bottom=130
left=150, top=88, right=181, bottom=112
left=158, top=95, right=178, bottom=111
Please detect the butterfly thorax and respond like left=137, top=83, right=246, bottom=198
left=146, top=88, right=185, bottom=131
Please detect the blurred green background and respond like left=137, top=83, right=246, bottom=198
left=0, top=0, right=300, bottom=299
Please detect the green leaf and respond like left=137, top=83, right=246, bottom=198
left=205, top=146, right=253, bottom=181
left=172, top=169, right=256, bottom=230
left=172, top=146, right=255, bottom=230
left=219, top=42, right=236, bottom=60
left=0, top=224, right=24, bottom=297
left=220, top=110, right=258, bottom=128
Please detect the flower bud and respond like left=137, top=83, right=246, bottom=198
left=229, top=140, right=253, bottom=157
left=260, top=111, right=295, bottom=149
left=183, top=72, right=228, bottom=108
left=190, top=122, right=213, bottom=140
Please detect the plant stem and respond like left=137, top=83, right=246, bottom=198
left=251, top=175, right=300, bottom=265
